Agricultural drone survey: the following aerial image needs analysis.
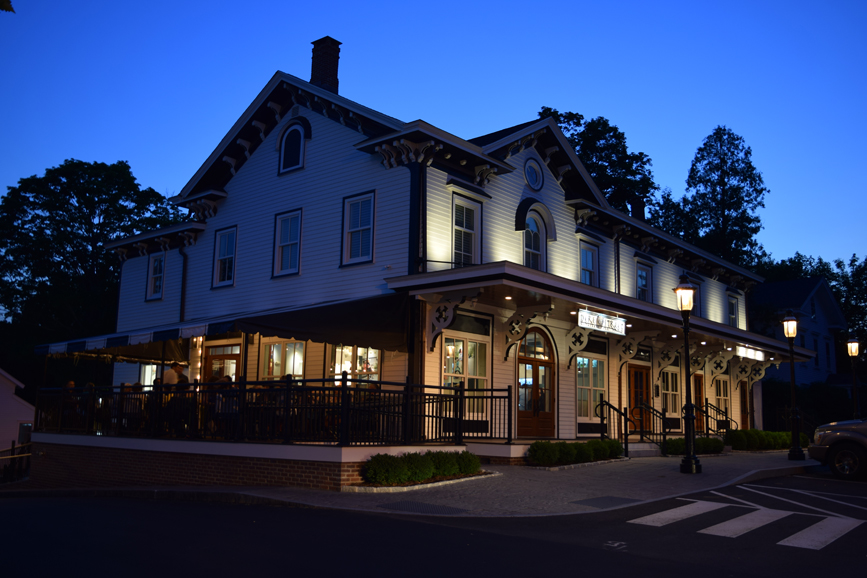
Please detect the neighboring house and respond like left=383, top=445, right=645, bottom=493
left=30, top=38, right=811, bottom=489
left=750, top=277, right=847, bottom=385
left=0, top=367, right=34, bottom=446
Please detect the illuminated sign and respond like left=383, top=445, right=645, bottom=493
left=736, top=346, right=765, bottom=361
left=578, top=310, right=626, bottom=336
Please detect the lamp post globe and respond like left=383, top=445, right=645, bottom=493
left=783, top=310, right=805, bottom=460
left=848, top=338, right=860, bottom=419
left=673, top=274, right=701, bottom=474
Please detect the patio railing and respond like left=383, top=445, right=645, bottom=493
left=34, top=374, right=513, bottom=447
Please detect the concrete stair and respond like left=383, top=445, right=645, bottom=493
left=625, top=441, right=662, bottom=458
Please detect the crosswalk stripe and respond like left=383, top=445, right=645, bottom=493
left=628, top=501, right=729, bottom=527
left=698, top=508, right=791, bottom=538
left=777, top=517, right=864, bottom=550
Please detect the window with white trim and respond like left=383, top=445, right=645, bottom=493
left=575, top=357, right=605, bottom=418
left=279, top=124, right=305, bottom=173
left=524, top=213, right=544, bottom=270
left=636, top=263, right=652, bottom=302
left=147, top=253, right=165, bottom=300
left=343, top=194, right=373, bottom=264
left=329, top=345, right=380, bottom=386
left=262, top=341, right=305, bottom=381
left=714, top=377, right=730, bottom=413
left=442, top=312, right=491, bottom=414
left=275, top=211, right=301, bottom=275
left=580, top=242, right=598, bottom=287
left=728, top=297, right=738, bottom=328
left=661, top=371, right=679, bottom=415
left=453, top=197, right=480, bottom=268
left=214, top=228, right=236, bottom=286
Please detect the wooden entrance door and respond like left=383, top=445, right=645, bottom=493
left=516, top=329, right=555, bottom=438
left=694, top=375, right=705, bottom=432
left=739, top=381, right=750, bottom=429
left=628, top=365, right=651, bottom=432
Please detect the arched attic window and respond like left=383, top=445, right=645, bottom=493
left=524, top=213, right=545, bottom=271
left=278, top=117, right=312, bottom=174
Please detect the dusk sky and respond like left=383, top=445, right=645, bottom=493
left=1, top=1, right=864, bottom=265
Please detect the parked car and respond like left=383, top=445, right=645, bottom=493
left=809, top=418, right=867, bottom=479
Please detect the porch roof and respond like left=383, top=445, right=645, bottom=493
left=35, top=293, right=410, bottom=361
left=385, top=261, right=814, bottom=363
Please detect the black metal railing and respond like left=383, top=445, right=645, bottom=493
left=595, top=395, right=634, bottom=457
left=774, top=406, right=817, bottom=441
left=34, top=374, right=513, bottom=447
left=632, top=402, right=671, bottom=456
left=703, top=399, right=738, bottom=437
left=0, top=441, right=31, bottom=484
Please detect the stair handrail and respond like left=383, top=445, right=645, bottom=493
left=595, top=395, right=636, bottom=458
left=631, top=402, right=671, bottom=456
left=703, top=399, right=738, bottom=437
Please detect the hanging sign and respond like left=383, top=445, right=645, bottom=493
left=578, top=310, right=626, bottom=336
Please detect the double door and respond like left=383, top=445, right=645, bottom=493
left=516, top=330, right=555, bottom=438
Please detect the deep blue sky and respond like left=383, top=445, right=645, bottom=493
left=1, top=1, right=864, bottom=265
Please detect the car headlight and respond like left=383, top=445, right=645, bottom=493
left=813, top=430, right=828, bottom=445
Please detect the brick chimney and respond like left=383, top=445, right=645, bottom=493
left=310, top=36, right=341, bottom=95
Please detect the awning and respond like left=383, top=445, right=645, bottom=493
left=35, top=292, right=410, bottom=360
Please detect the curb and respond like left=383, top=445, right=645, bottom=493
left=531, top=457, right=630, bottom=472
left=339, top=471, right=502, bottom=493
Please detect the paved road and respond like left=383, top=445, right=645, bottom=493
left=3, top=473, right=862, bottom=578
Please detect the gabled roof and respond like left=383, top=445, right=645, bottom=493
left=175, top=71, right=406, bottom=201
left=468, top=120, right=542, bottom=147
left=750, top=276, right=846, bottom=329
left=0, top=366, right=34, bottom=409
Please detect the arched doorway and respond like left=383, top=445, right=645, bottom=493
left=517, top=329, right=555, bottom=437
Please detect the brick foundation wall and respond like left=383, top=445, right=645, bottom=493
left=480, top=455, right=528, bottom=466
left=26, top=442, right=364, bottom=491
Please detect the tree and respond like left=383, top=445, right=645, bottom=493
left=0, top=160, right=182, bottom=394
left=0, top=1, right=14, bottom=14
left=539, top=107, right=658, bottom=215
left=651, top=126, right=768, bottom=267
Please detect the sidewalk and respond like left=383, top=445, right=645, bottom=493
left=0, top=452, right=824, bottom=517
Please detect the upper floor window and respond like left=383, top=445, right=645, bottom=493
left=343, top=193, right=374, bottom=265
left=275, top=211, right=301, bottom=276
left=280, top=125, right=305, bottom=173
left=580, top=242, right=598, bottom=287
left=453, top=197, right=480, bottom=268
left=147, top=253, right=165, bottom=300
left=524, top=214, right=544, bottom=271
left=524, top=158, right=544, bottom=191
left=728, top=297, right=738, bottom=328
left=214, top=228, right=236, bottom=287
left=636, top=263, right=652, bottom=302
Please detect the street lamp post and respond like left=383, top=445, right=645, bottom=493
left=848, top=338, right=860, bottom=420
left=674, top=275, right=701, bottom=474
left=783, top=310, right=805, bottom=461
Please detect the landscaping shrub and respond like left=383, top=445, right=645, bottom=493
left=800, top=432, right=809, bottom=448
left=664, top=437, right=686, bottom=455
left=427, top=451, right=460, bottom=477
left=743, top=429, right=760, bottom=450
left=364, top=453, right=409, bottom=485
left=776, top=432, right=789, bottom=449
left=727, top=430, right=747, bottom=450
left=757, top=430, right=773, bottom=450
left=573, top=442, right=593, bottom=463
left=455, top=451, right=481, bottom=475
left=402, top=452, right=435, bottom=482
left=696, top=437, right=724, bottom=454
left=555, top=442, right=576, bottom=464
left=528, top=441, right=559, bottom=466
left=604, top=438, right=624, bottom=458
left=586, top=439, right=609, bottom=460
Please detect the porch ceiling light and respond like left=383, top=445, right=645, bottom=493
left=783, top=310, right=798, bottom=339
left=570, top=310, right=577, bottom=315
left=848, top=338, right=859, bottom=358
left=673, top=274, right=696, bottom=312
left=505, top=296, right=512, bottom=300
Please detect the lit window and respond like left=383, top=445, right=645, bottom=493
left=580, top=242, right=598, bottom=287
left=329, top=345, right=380, bottom=386
left=575, top=357, right=605, bottom=418
left=524, top=214, right=544, bottom=271
left=343, top=193, right=373, bottom=264
left=443, top=336, right=489, bottom=413
left=453, top=197, right=480, bottom=268
left=714, top=377, right=730, bottom=413
left=636, top=263, right=652, bottom=302
left=147, top=253, right=165, bottom=300
left=214, top=228, right=236, bottom=287
left=279, top=125, right=305, bottom=173
left=275, top=211, right=301, bottom=275
left=262, top=341, right=305, bottom=381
